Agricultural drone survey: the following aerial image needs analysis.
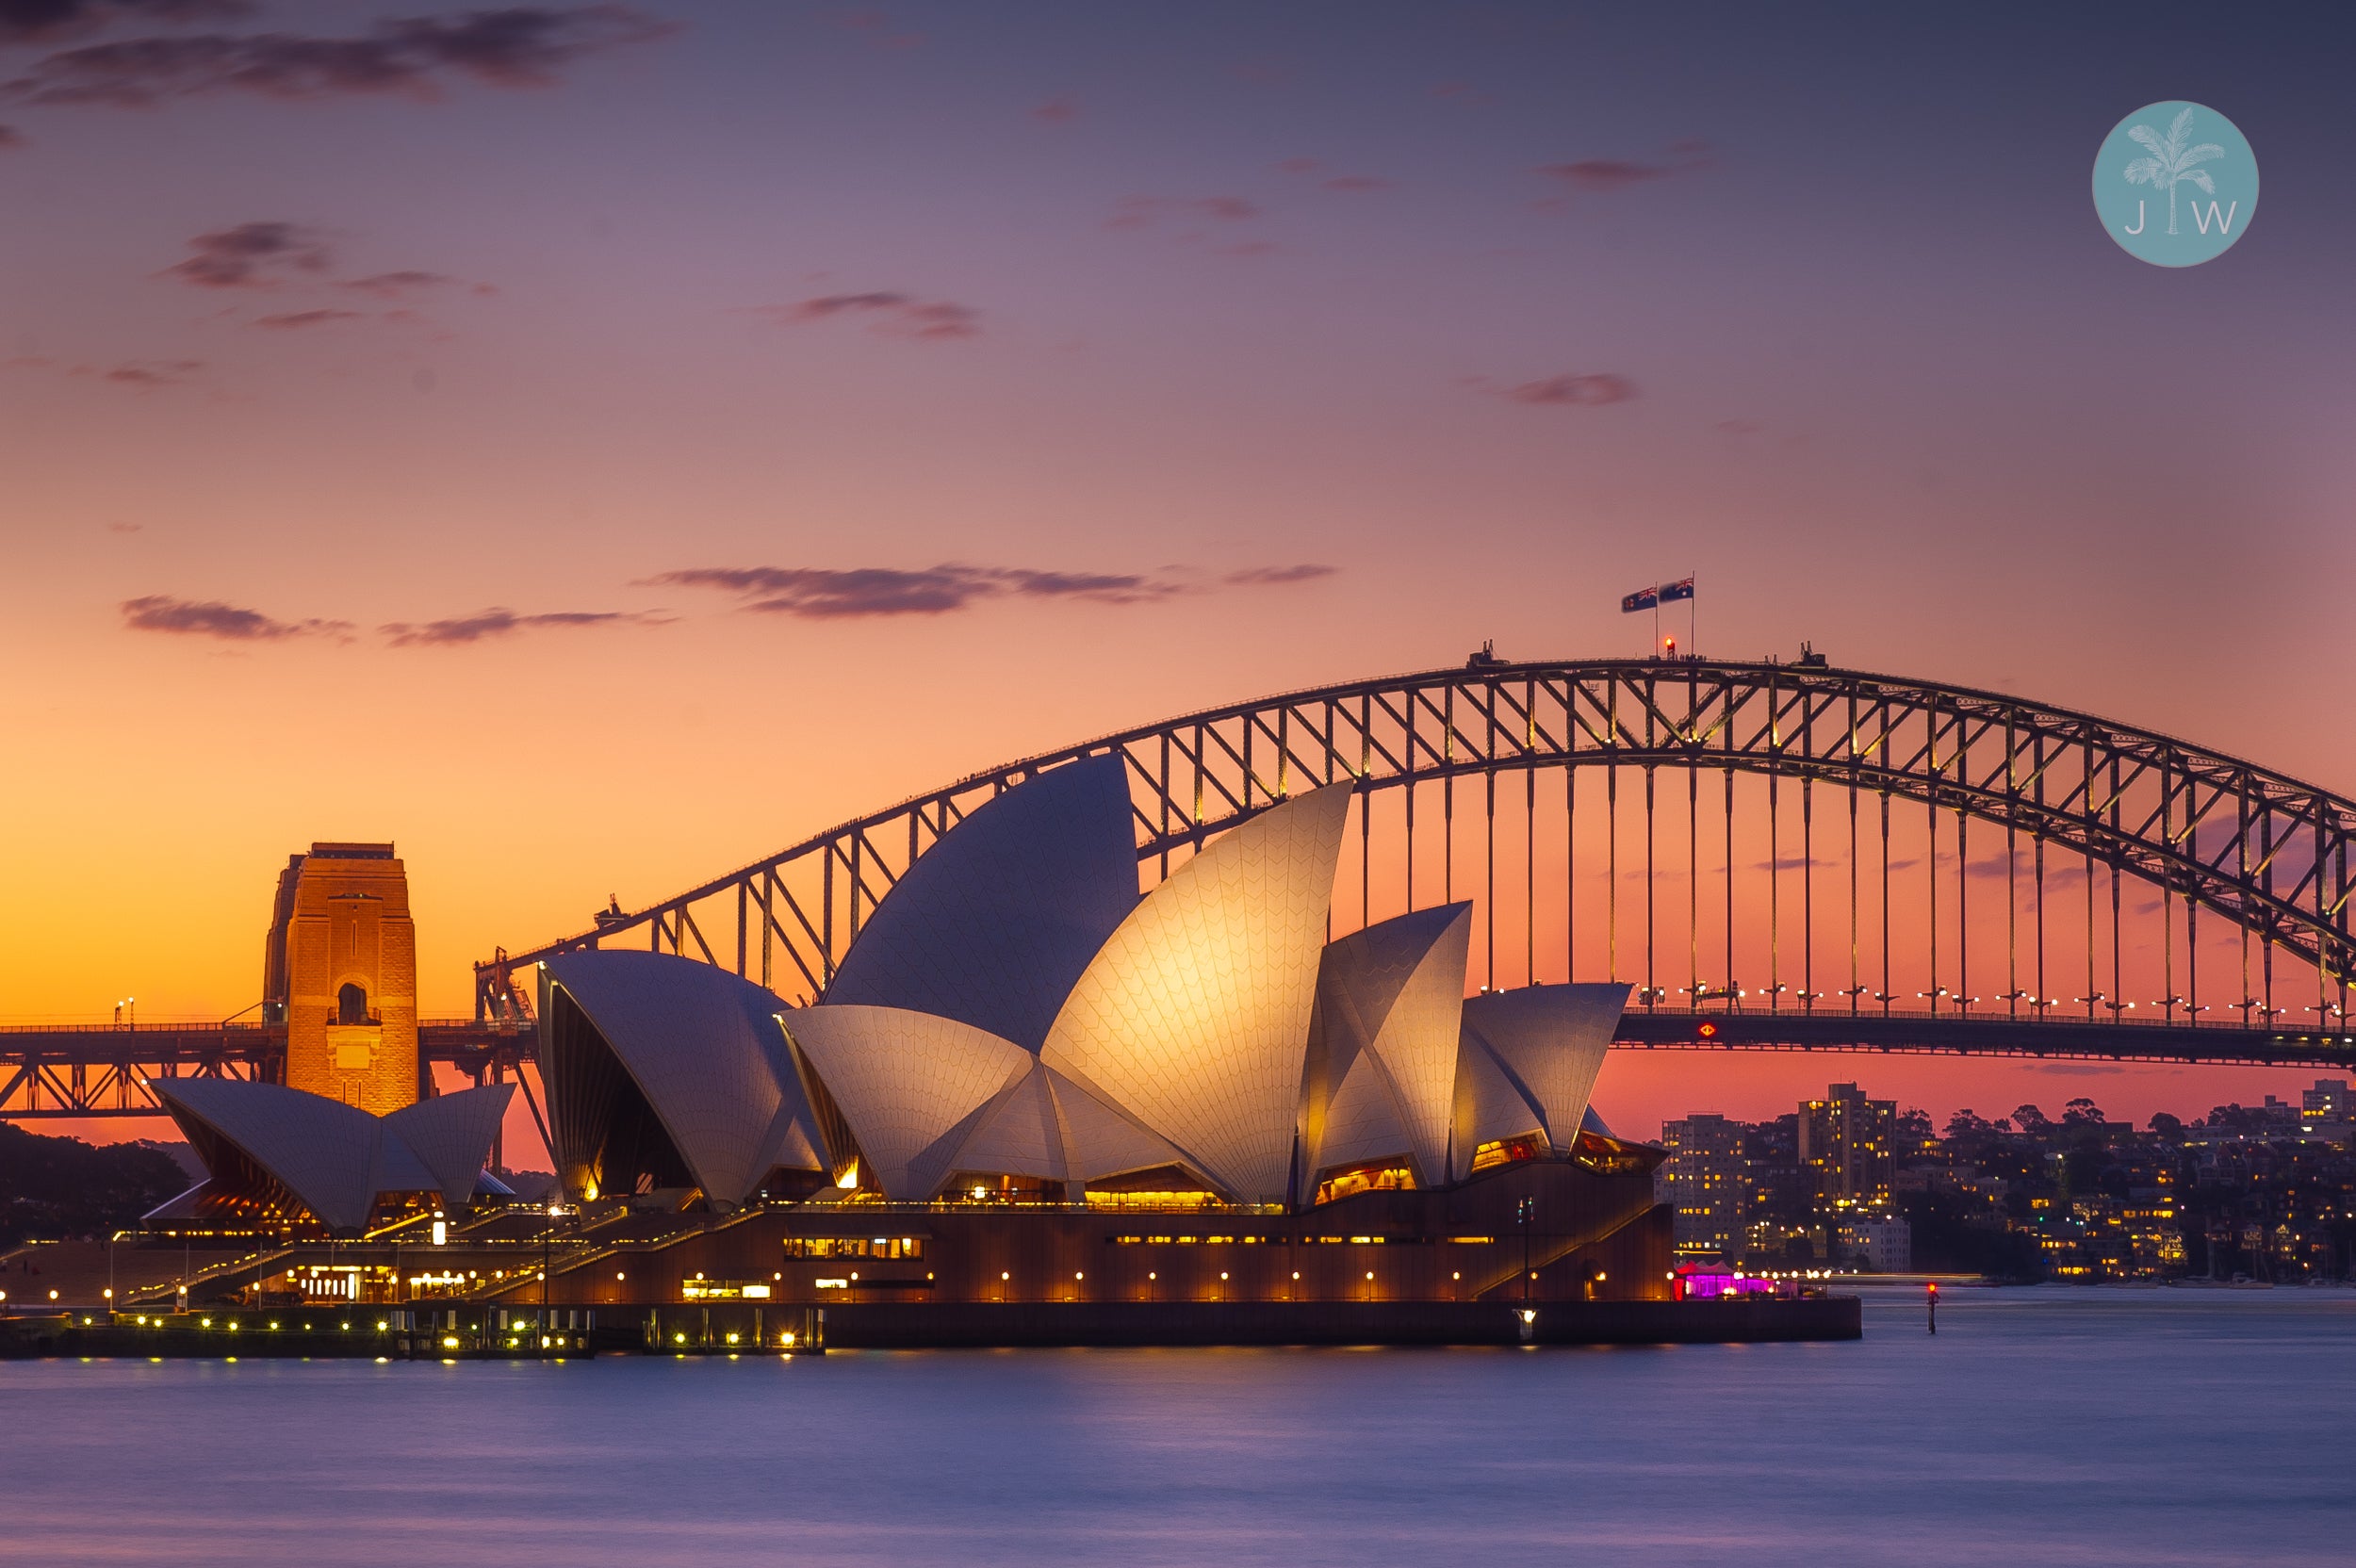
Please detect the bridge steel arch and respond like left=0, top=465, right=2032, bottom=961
left=479, top=658, right=2356, bottom=1068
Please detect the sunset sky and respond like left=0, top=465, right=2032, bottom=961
left=6, top=2, right=2353, bottom=1144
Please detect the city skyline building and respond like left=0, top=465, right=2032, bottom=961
left=1659, top=1113, right=1745, bottom=1258
left=1800, top=1084, right=1897, bottom=1218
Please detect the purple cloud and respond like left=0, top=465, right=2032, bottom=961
left=1491, top=373, right=1639, bottom=407
left=121, top=593, right=349, bottom=640
left=1537, top=142, right=1712, bottom=191
left=380, top=607, right=663, bottom=646
left=763, top=291, right=981, bottom=341
left=0, top=0, right=250, bottom=45
left=1031, top=94, right=1076, bottom=123
left=647, top=562, right=1335, bottom=620
left=1275, top=159, right=1388, bottom=192
left=0, top=122, right=24, bottom=146
left=1222, top=564, right=1335, bottom=586
left=1106, top=195, right=1262, bottom=231
left=101, top=358, right=203, bottom=385
left=158, top=220, right=330, bottom=288
left=252, top=307, right=368, bottom=329
left=339, top=269, right=472, bottom=298
left=4, top=6, right=676, bottom=107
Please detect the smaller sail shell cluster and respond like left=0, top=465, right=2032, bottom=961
left=541, top=757, right=1630, bottom=1209
left=151, top=1077, right=514, bottom=1233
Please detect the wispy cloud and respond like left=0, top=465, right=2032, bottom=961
left=123, top=593, right=661, bottom=646
left=646, top=562, right=1336, bottom=620
left=1537, top=140, right=1712, bottom=191
left=3, top=5, right=675, bottom=107
left=759, top=291, right=981, bottom=341
left=6, top=352, right=205, bottom=386
left=253, top=307, right=368, bottom=330
left=0, top=0, right=251, bottom=46
left=159, top=220, right=330, bottom=288
left=102, top=357, right=204, bottom=385
left=1473, top=372, right=1639, bottom=407
left=0, top=122, right=24, bottom=147
left=1031, top=93, right=1077, bottom=123
left=1222, top=564, right=1335, bottom=586
left=1276, top=158, right=1389, bottom=192
left=379, top=607, right=666, bottom=646
left=341, top=268, right=488, bottom=299
left=121, top=593, right=350, bottom=640
left=1106, top=195, right=1262, bottom=231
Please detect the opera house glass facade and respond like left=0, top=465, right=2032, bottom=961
left=533, top=755, right=1677, bottom=1323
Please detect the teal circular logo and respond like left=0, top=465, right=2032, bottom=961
left=2093, top=102, right=2257, bottom=267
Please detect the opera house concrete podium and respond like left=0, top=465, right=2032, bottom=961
left=503, top=757, right=1856, bottom=1348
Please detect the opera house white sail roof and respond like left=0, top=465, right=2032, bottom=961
left=1040, top=781, right=1353, bottom=1203
left=1305, top=902, right=1474, bottom=1189
left=148, top=1077, right=514, bottom=1233
left=540, top=756, right=1632, bottom=1212
left=542, top=949, right=824, bottom=1207
left=823, top=753, right=1139, bottom=1052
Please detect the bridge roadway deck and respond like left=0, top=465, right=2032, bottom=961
left=0, top=1021, right=532, bottom=1119
left=5, top=1006, right=2351, bottom=1120
left=1615, top=1006, right=2356, bottom=1068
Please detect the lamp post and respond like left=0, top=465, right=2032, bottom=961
left=1516, top=1196, right=1533, bottom=1310
left=542, top=1202, right=575, bottom=1354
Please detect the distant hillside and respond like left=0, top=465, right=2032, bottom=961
left=0, top=1123, right=193, bottom=1246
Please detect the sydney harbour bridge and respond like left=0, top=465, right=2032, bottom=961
left=9, top=653, right=2356, bottom=1129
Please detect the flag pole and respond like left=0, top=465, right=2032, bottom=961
left=1691, top=570, right=1697, bottom=658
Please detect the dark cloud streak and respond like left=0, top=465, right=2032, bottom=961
left=1537, top=142, right=1712, bottom=191
left=253, top=307, right=367, bottom=329
left=0, top=0, right=249, bottom=45
left=102, top=357, right=202, bottom=384
left=380, top=607, right=664, bottom=646
left=647, top=562, right=1334, bottom=620
left=3, top=5, right=674, bottom=107
left=159, top=220, right=329, bottom=287
left=121, top=593, right=349, bottom=640
left=1491, top=373, right=1638, bottom=407
left=764, top=291, right=980, bottom=341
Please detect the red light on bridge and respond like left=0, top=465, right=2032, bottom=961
left=1697, top=1021, right=1718, bottom=1038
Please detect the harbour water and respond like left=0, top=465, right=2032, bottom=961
left=5, top=1287, right=2351, bottom=1566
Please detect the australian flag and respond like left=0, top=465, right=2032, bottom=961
left=1660, top=577, right=1695, bottom=604
left=1620, top=584, right=1659, bottom=613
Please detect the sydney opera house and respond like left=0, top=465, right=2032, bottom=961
left=127, top=759, right=1862, bottom=1347
left=504, top=757, right=1689, bottom=1341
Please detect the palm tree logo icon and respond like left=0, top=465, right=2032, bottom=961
left=2121, top=106, right=2223, bottom=237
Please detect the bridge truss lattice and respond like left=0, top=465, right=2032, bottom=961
left=478, top=658, right=2356, bottom=1071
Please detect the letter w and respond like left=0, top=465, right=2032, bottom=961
left=2191, top=200, right=2239, bottom=236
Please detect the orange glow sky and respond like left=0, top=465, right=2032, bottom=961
left=5, top=3, right=2352, bottom=1146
